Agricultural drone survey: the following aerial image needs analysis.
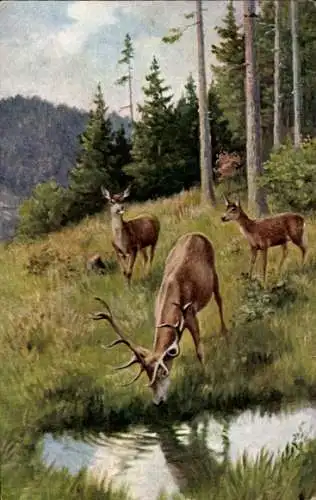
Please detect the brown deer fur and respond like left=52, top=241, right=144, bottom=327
left=90, top=232, right=227, bottom=406
left=101, top=186, right=160, bottom=284
left=221, top=196, right=307, bottom=281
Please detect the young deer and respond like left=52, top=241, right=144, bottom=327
left=101, top=185, right=160, bottom=284
left=90, top=232, right=227, bottom=406
left=221, top=195, right=307, bottom=281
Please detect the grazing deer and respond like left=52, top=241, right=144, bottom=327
left=221, top=195, right=307, bottom=281
left=101, top=185, right=160, bottom=284
left=90, top=232, right=227, bottom=406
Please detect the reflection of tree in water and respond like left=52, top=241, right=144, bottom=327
left=150, top=414, right=231, bottom=497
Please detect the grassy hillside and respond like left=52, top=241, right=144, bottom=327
left=2, top=188, right=316, bottom=498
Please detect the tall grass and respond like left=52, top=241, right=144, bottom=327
left=1, top=187, right=316, bottom=497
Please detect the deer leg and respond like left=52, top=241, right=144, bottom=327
left=149, top=243, right=157, bottom=268
left=214, top=273, right=228, bottom=337
left=185, top=314, right=204, bottom=365
left=249, top=247, right=258, bottom=279
left=279, top=243, right=288, bottom=273
left=125, top=249, right=137, bottom=284
left=140, top=248, right=150, bottom=275
left=262, top=248, right=268, bottom=283
left=112, top=242, right=127, bottom=274
left=292, top=233, right=307, bottom=266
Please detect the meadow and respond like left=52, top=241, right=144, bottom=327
left=2, top=187, right=316, bottom=498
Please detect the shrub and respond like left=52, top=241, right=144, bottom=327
left=261, top=138, right=316, bottom=213
left=16, top=180, right=69, bottom=240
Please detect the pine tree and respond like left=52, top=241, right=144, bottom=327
left=126, top=56, right=184, bottom=199
left=208, top=84, right=235, bottom=165
left=111, top=125, right=132, bottom=188
left=116, top=33, right=134, bottom=128
left=67, top=84, right=116, bottom=221
left=175, top=74, right=200, bottom=185
left=211, top=0, right=245, bottom=148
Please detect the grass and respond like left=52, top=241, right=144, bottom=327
left=2, top=187, right=316, bottom=497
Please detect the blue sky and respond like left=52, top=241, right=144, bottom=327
left=0, top=1, right=243, bottom=117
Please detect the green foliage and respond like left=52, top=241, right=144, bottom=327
left=16, top=180, right=68, bottom=240
left=67, top=84, right=117, bottom=221
left=4, top=190, right=316, bottom=497
left=234, top=276, right=302, bottom=325
left=208, top=84, right=238, bottom=160
left=16, top=85, right=132, bottom=239
left=162, top=28, right=183, bottom=44
left=126, top=57, right=186, bottom=199
left=261, top=138, right=316, bottom=212
left=211, top=0, right=245, bottom=149
left=174, top=74, right=200, bottom=187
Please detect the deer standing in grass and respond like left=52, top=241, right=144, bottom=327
left=101, top=185, right=160, bottom=284
left=221, top=195, right=307, bottom=282
left=90, top=232, right=227, bottom=406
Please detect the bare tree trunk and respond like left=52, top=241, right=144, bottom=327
left=128, top=62, right=134, bottom=128
left=290, top=0, right=301, bottom=148
left=273, top=0, right=281, bottom=149
left=196, top=0, right=216, bottom=206
left=243, top=0, right=269, bottom=216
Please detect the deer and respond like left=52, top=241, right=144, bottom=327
left=221, top=195, right=307, bottom=282
left=101, top=185, right=160, bottom=284
left=90, top=232, right=227, bottom=406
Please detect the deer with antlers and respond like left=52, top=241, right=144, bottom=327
left=101, top=185, right=160, bottom=284
left=90, top=232, right=227, bottom=406
left=221, top=195, right=307, bottom=282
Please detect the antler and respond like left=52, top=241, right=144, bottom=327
left=90, top=297, right=148, bottom=384
left=149, top=302, right=193, bottom=386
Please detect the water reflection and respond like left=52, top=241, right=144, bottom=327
left=43, top=404, right=316, bottom=500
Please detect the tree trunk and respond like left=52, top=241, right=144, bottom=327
left=290, top=0, right=301, bottom=148
left=243, top=0, right=269, bottom=216
left=196, top=0, right=216, bottom=206
left=273, top=0, right=281, bottom=149
left=128, top=62, right=134, bottom=129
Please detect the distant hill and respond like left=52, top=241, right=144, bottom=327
left=0, top=95, right=130, bottom=239
left=0, top=95, right=130, bottom=197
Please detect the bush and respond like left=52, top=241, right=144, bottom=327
left=261, top=138, right=316, bottom=213
left=16, top=180, right=69, bottom=240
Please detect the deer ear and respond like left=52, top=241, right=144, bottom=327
left=101, top=186, right=111, bottom=201
left=223, top=194, right=230, bottom=207
left=122, top=185, right=131, bottom=200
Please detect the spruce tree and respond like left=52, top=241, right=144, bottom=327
left=211, top=0, right=245, bottom=148
left=208, top=85, right=235, bottom=165
left=175, top=74, right=200, bottom=186
left=67, top=84, right=116, bottom=221
left=126, top=56, right=183, bottom=199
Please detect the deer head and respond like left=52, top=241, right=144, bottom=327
left=90, top=297, right=190, bottom=405
left=221, top=195, right=242, bottom=222
left=101, top=186, right=131, bottom=216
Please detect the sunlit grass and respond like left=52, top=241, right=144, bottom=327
left=2, top=187, right=316, bottom=497
left=2, top=188, right=316, bottom=433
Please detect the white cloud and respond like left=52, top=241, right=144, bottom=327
left=55, top=2, right=122, bottom=55
left=0, top=1, right=243, bottom=114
